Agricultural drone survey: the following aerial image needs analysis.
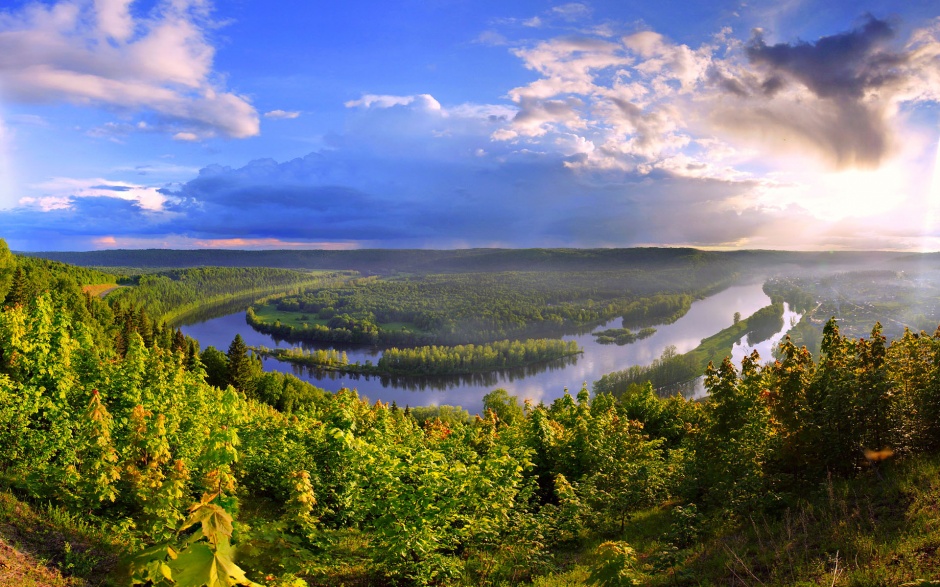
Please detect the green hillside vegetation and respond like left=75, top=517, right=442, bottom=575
left=5, top=240, right=940, bottom=586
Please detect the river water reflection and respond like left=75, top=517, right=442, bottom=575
left=181, top=281, right=782, bottom=414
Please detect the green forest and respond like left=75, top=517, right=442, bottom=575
left=245, top=271, right=727, bottom=347
left=5, top=241, right=940, bottom=586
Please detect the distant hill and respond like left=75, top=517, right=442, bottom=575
left=20, top=247, right=911, bottom=275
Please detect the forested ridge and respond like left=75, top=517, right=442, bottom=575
left=4, top=240, right=940, bottom=586
left=25, top=247, right=735, bottom=274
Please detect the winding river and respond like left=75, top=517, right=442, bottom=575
left=181, top=281, right=798, bottom=413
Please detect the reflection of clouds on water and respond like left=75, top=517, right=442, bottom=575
left=183, top=282, right=774, bottom=414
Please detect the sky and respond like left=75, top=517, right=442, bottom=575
left=1, top=0, right=940, bottom=251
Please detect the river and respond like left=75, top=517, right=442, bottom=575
left=181, top=281, right=797, bottom=413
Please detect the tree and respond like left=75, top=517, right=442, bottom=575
left=733, top=311, right=741, bottom=325
left=483, top=388, right=524, bottom=427
left=4, top=266, right=30, bottom=308
left=200, top=346, right=229, bottom=389
left=226, top=335, right=253, bottom=393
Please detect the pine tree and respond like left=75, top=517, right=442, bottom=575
left=226, top=334, right=253, bottom=392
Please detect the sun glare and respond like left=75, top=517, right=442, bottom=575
left=926, top=136, right=940, bottom=250
left=816, top=166, right=909, bottom=219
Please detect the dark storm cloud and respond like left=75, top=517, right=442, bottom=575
left=745, top=16, right=905, bottom=99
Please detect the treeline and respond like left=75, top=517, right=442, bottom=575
left=255, top=338, right=582, bottom=377
left=110, top=267, right=354, bottom=324
left=377, top=339, right=582, bottom=375
left=620, top=293, right=693, bottom=328
left=249, top=268, right=735, bottom=346
left=246, top=305, right=416, bottom=346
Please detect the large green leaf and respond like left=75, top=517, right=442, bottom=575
left=169, top=542, right=253, bottom=587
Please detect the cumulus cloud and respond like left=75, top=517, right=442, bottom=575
left=488, top=14, right=940, bottom=177
left=345, top=93, right=443, bottom=111
left=0, top=0, right=259, bottom=140
left=23, top=177, right=172, bottom=211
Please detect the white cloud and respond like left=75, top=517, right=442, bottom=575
left=264, top=109, right=301, bottom=120
left=345, top=93, right=442, bottom=111
left=489, top=15, right=940, bottom=185
left=25, top=177, right=173, bottom=211
left=345, top=93, right=519, bottom=128
left=0, top=0, right=259, bottom=140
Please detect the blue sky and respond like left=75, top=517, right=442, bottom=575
left=2, top=0, right=940, bottom=251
